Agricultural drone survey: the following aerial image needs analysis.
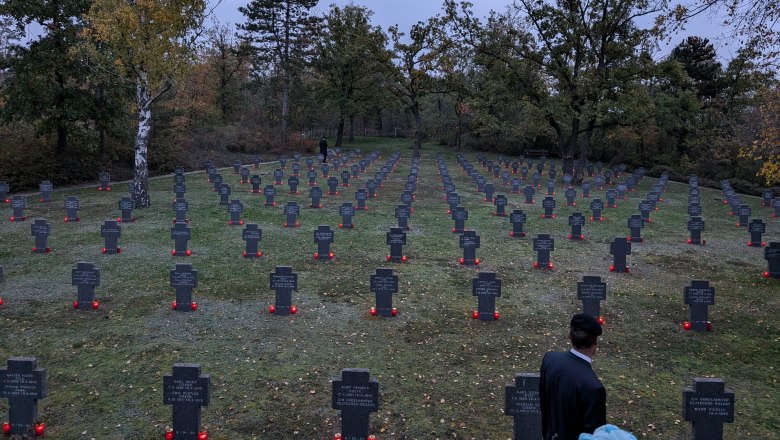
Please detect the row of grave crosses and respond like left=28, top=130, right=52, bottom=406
left=0, top=357, right=735, bottom=440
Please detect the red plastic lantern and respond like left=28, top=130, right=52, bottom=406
left=683, top=321, right=691, bottom=331
left=314, top=252, right=319, bottom=259
left=533, top=262, right=539, bottom=268
left=243, top=251, right=247, bottom=258
left=493, top=311, right=500, bottom=320
left=472, top=310, right=479, bottom=319
left=269, top=305, right=276, bottom=314
left=334, top=434, right=343, bottom=440
left=475, top=259, right=480, bottom=265
left=102, top=248, right=107, bottom=254
left=191, top=303, right=198, bottom=311
left=3, top=423, right=10, bottom=435
left=0, top=298, right=3, bottom=306
left=609, top=265, right=615, bottom=272
left=198, top=431, right=208, bottom=440
left=459, top=258, right=465, bottom=265
left=764, top=271, right=771, bottom=278
left=401, top=255, right=407, bottom=262
left=35, top=423, right=44, bottom=436
left=597, top=316, right=605, bottom=325
left=172, top=301, right=177, bottom=310
left=166, top=430, right=174, bottom=440
left=391, top=308, right=397, bottom=317
left=92, top=301, right=99, bottom=310
left=290, top=305, right=298, bottom=314
left=73, top=300, right=79, bottom=309
left=185, top=250, right=192, bottom=256
left=329, top=252, right=334, bottom=259
left=370, top=307, right=377, bottom=316
left=706, top=322, right=712, bottom=332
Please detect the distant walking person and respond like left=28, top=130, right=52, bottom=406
left=540, top=314, right=606, bottom=440
left=319, top=136, right=328, bottom=163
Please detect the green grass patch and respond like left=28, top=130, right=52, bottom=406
left=0, top=138, right=778, bottom=439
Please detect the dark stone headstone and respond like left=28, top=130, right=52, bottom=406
left=218, top=183, right=231, bottom=206
left=762, top=189, right=773, bottom=207
left=395, top=205, right=410, bottom=230
left=332, top=369, right=379, bottom=440
left=0, top=357, right=46, bottom=436
left=355, top=189, right=367, bottom=211
left=163, top=363, right=210, bottom=440
left=577, top=276, right=606, bottom=318
left=568, top=212, right=585, bottom=240
left=322, top=163, right=330, bottom=178
left=38, top=181, right=53, bottom=203
left=269, top=266, right=297, bottom=315
left=484, top=183, right=495, bottom=203
left=511, top=177, right=521, bottom=194
left=232, top=160, right=241, bottom=174
left=339, top=203, right=355, bottom=229
left=210, top=173, right=223, bottom=192
left=310, top=186, right=323, bottom=208
left=174, top=181, right=186, bottom=198
left=314, top=225, right=335, bottom=260
left=688, top=203, right=702, bottom=217
left=606, top=189, right=617, bottom=208
left=523, top=185, right=535, bottom=204
left=617, top=184, right=627, bottom=199
left=504, top=373, right=541, bottom=440
left=341, top=169, right=351, bottom=187
left=371, top=268, right=399, bottom=316
left=118, top=196, right=135, bottom=223
left=628, top=214, right=645, bottom=243
left=564, top=187, right=577, bottom=206
left=684, top=280, right=715, bottom=332
left=590, top=198, right=604, bottom=221
left=72, top=262, right=100, bottom=310
left=288, top=176, right=300, bottom=194
left=774, top=198, right=780, bottom=218
left=764, top=242, right=780, bottom=279
left=173, top=198, right=189, bottom=224
left=228, top=199, right=244, bottom=226
left=541, top=196, right=555, bottom=219
left=65, top=196, right=81, bottom=223
left=263, top=185, right=277, bottom=206
left=30, top=219, right=51, bottom=253
left=101, top=220, right=121, bottom=254
left=307, top=170, right=317, bottom=187
left=240, top=167, right=250, bottom=184
left=283, top=202, right=300, bottom=228
left=610, top=237, right=631, bottom=273
left=386, top=227, right=407, bottom=263
left=171, top=222, right=192, bottom=257
left=737, top=204, right=751, bottom=227
left=254, top=156, right=261, bottom=168
left=521, top=166, right=528, bottom=180
left=494, top=194, right=508, bottom=216
left=533, top=234, right=554, bottom=269
left=452, top=206, right=468, bottom=233
left=328, top=176, right=339, bottom=195
left=279, top=157, right=288, bottom=169
left=0, top=181, right=8, bottom=202
left=292, top=163, right=301, bottom=178
left=98, top=172, right=111, bottom=191
left=459, top=230, right=481, bottom=266
left=273, top=168, right=284, bottom=185
left=683, top=378, right=734, bottom=440
left=472, top=272, right=500, bottom=320
left=242, top=224, right=263, bottom=258
left=639, top=200, right=652, bottom=223
left=581, top=181, right=591, bottom=198
left=532, top=172, right=541, bottom=188
left=170, top=263, right=198, bottom=311
left=508, top=209, right=527, bottom=238
left=10, top=195, right=26, bottom=222
left=688, top=216, right=705, bottom=245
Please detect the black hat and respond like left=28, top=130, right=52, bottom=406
left=570, top=313, right=602, bottom=337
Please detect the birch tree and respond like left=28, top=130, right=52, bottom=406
left=84, top=0, right=207, bottom=207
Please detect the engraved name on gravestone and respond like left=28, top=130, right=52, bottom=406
left=684, top=280, right=715, bottom=332
left=171, top=222, right=191, bottom=257
left=269, top=266, right=297, bottom=315
left=314, top=225, right=335, bottom=260
left=263, top=185, right=276, bottom=206
left=242, top=224, right=263, bottom=258
left=683, top=378, right=734, bottom=440
left=332, top=369, right=379, bottom=440
left=163, top=363, right=210, bottom=440
left=72, top=262, right=100, bottom=310
left=30, top=219, right=51, bottom=253
left=0, top=357, right=47, bottom=436
left=577, top=276, right=607, bottom=319
left=472, top=272, right=501, bottom=321
left=505, top=373, right=541, bottom=440
left=370, top=268, right=399, bottom=317
left=170, top=263, right=198, bottom=311
left=101, top=220, right=122, bottom=254
left=251, top=175, right=262, bottom=193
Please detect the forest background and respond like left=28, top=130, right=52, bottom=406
left=0, top=0, right=778, bottom=201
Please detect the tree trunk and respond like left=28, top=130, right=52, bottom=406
left=281, top=75, right=289, bottom=149
left=576, top=119, right=597, bottom=179
left=348, top=114, right=355, bottom=142
left=336, top=117, right=345, bottom=148
left=412, top=99, right=422, bottom=158
left=133, top=72, right=152, bottom=208
left=568, top=117, right=581, bottom=183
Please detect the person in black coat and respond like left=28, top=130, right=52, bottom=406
left=319, top=137, right=328, bottom=163
left=540, top=314, right=607, bottom=440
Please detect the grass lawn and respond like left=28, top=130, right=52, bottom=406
left=0, top=137, right=777, bottom=439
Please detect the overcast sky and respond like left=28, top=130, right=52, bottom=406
left=19, top=0, right=739, bottom=62
left=210, top=0, right=737, bottom=61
